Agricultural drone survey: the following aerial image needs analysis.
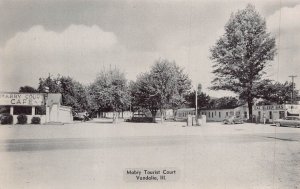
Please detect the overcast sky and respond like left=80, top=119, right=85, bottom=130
left=0, top=0, right=300, bottom=97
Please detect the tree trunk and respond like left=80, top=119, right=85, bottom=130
left=160, top=109, right=164, bottom=123
left=173, top=109, right=178, bottom=120
left=247, top=100, right=253, bottom=122
left=150, top=110, right=157, bottom=123
left=112, top=111, right=118, bottom=124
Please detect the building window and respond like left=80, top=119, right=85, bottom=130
left=244, top=111, right=247, bottom=119
left=226, top=112, right=228, bottom=116
left=0, top=106, right=10, bottom=114
left=219, top=112, right=221, bottom=118
left=13, top=106, right=32, bottom=115
left=212, top=112, right=214, bottom=118
left=208, top=112, right=210, bottom=118
left=269, top=111, right=272, bottom=119
left=36, top=106, right=46, bottom=115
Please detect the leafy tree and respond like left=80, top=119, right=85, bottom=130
left=209, top=96, right=239, bottom=109
left=169, top=64, right=192, bottom=115
left=38, top=75, right=61, bottom=93
left=210, top=4, right=276, bottom=118
left=131, top=59, right=191, bottom=122
left=89, top=68, right=131, bottom=123
left=19, top=86, right=38, bottom=93
left=256, top=80, right=295, bottom=105
left=185, top=91, right=211, bottom=110
left=38, top=75, right=89, bottom=114
left=59, top=77, right=90, bottom=114
left=130, top=73, right=161, bottom=122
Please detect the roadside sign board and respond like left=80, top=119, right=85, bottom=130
left=0, top=93, right=45, bottom=106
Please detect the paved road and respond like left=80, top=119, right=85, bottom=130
left=0, top=122, right=299, bottom=189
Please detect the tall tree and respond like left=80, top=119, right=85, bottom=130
left=169, top=63, right=192, bottom=115
left=210, top=4, right=276, bottom=118
left=130, top=73, right=161, bottom=122
left=131, top=59, right=191, bottom=122
left=89, top=68, right=131, bottom=123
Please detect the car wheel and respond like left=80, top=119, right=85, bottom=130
left=276, top=122, right=281, bottom=127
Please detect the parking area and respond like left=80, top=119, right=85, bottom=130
left=0, top=121, right=300, bottom=189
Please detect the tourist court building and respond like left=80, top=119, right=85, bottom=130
left=199, top=104, right=300, bottom=123
left=199, top=105, right=249, bottom=122
left=252, top=104, right=300, bottom=123
left=0, top=92, right=72, bottom=124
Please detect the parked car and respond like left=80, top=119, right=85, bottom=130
left=73, top=112, right=90, bottom=121
left=274, top=116, right=300, bottom=127
left=223, top=116, right=244, bottom=124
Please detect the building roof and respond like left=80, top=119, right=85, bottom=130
left=177, top=108, right=195, bottom=112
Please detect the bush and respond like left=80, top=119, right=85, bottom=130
left=31, top=117, right=41, bottom=124
left=0, top=113, right=13, bottom=124
left=17, top=114, right=27, bottom=124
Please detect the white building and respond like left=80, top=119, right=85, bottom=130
left=174, top=108, right=195, bottom=121
left=199, top=105, right=249, bottom=122
left=0, top=92, right=72, bottom=124
left=252, top=104, right=300, bottom=123
left=103, top=111, right=133, bottom=119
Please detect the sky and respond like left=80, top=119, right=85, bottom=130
left=0, top=0, right=300, bottom=97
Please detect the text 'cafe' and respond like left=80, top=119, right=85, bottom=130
left=0, top=92, right=72, bottom=124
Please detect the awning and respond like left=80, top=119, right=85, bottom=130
left=287, top=111, right=299, bottom=116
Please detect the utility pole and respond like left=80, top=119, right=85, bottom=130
left=289, top=75, right=297, bottom=104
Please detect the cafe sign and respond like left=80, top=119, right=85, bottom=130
left=0, top=93, right=45, bottom=106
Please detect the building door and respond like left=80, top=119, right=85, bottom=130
left=269, top=111, right=273, bottom=122
left=50, top=104, right=59, bottom=122
left=279, top=111, right=285, bottom=119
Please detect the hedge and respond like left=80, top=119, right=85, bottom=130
left=17, top=114, right=27, bottom=124
left=0, top=113, right=13, bottom=124
left=31, top=117, right=41, bottom=124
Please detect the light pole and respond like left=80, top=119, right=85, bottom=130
left=195, top=84, right=199, bottom=126
left=195, top=88, right=198, bottom=120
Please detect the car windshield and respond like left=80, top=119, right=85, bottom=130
left=285, top=117, right=299, bottom=120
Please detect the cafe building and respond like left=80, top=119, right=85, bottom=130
left=0, top=92, right=73, bottom=124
